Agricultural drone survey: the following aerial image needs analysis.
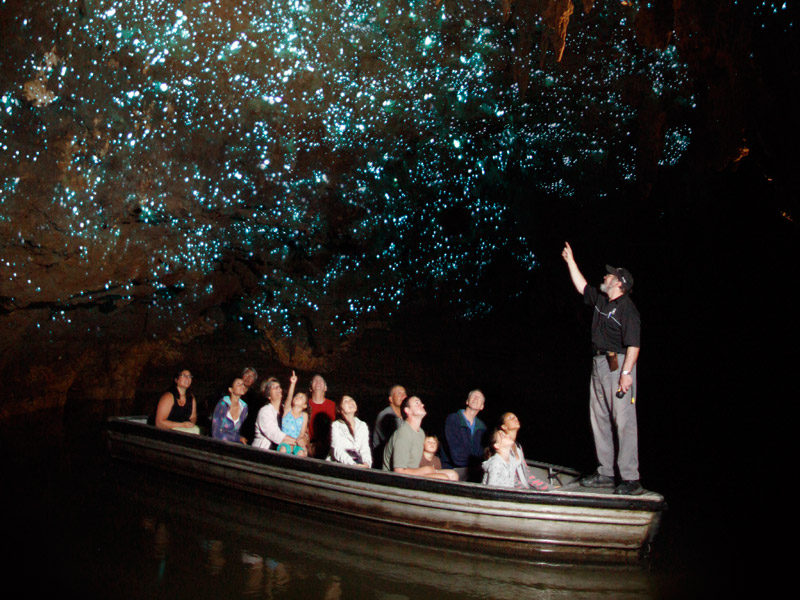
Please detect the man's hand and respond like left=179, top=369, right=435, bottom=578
left=618, top=372, right=633, bottom=394
left=561, top=241, right=575, bottom=264
left=618, top=348, right=639, bottom=395
left=562, top=241, right=587, bottom=294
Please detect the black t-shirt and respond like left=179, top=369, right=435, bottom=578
left=584, top=285, right=641, bottom=353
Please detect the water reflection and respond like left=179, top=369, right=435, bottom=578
left=103, top=463, right=654, bottom=600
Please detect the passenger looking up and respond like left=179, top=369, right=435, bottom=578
left=150, top=369, right=199, bottom=433
left=278, top=388, right=308, bottom=457
left=371, top=384, right=407, bottom=465
left=241, top=367, right=258, bottom=391
left=440, top=390, right=488, bottom=480
left=328, top=396, right=372, bottom=467
left=252, top=372, right=298, bottom=452
left=239, top=366, right=261, bottom=442
left=419, top=435, right=443, bottom=471
left=307, top=374, right=336, bottom=458
left=482, top=428, right=519, bottom=488
left=211, top=377, right=249, bottom=444
left=382, top=396, right=459, bottom=481
left=498, top=413, right=549, bottom=491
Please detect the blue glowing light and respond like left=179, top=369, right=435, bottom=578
left=0, top=0, right=716, bottom=351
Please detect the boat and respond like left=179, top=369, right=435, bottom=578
left=105, top=416, right=666, bottom=563
left=108, top=462, right=656, bottom=598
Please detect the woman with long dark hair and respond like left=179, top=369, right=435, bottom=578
left=328, top=396, right=371, bottom=467
left=498, top=412, right=549, bottom=491
left=150, top=369, right=198, bottom=434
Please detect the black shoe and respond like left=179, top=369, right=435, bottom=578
left=579, top=472, right=615, bottom=488
left=613, top=480, right=644, bottom=495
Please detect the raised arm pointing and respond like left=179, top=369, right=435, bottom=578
left=561, top=242, right=587, bottom=294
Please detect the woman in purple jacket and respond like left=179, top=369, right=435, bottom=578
left=211, top=377, right=249, bottom=444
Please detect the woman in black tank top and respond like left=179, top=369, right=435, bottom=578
left=151, top=369, right=197, bottom=431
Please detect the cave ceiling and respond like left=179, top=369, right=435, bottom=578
left=0, top=0, right=794, bottom=407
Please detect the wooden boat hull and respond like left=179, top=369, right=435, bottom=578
left=106, top=417, right=666, bottom=563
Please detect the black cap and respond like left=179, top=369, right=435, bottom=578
left=606, top=265, right=634, bottom=292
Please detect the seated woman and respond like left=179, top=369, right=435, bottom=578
left=499, top=412, right=550, bottom=491
left=149, top=369, right=199, bottom=434
left=278, top=390, right=308, bottom=456
left=481, top=428, right=519, bottom=488
left=211, top=377, right=249, bottom=444
left=252, top=372, right=298, bottom=451
left=327, top=396, right=372, bottom=467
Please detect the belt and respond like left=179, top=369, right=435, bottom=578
left=592, top=348, right=622, bottom=356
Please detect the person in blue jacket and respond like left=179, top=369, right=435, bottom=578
left=439, top=390, right=487, bottom=481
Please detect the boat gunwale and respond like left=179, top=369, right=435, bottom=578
left=106, top=416, right=667, bottom=513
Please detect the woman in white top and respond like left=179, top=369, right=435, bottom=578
left=481, top=428, right=519, bottom=487
left=252, top=372, right=297, bottom=450
left=498, top=412, right=549, bottom=491
left=328, top=396, right=372, bottom=467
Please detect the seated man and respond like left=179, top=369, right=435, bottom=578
left=440, top=390, right=487, bottom=481
left=371, top=384, right=407, bottom=466
left=382, top=396, right=458, bottom=481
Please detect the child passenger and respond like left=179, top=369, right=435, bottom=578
left=481, top=428, right=519, bottom=488
left=419, top=435, right=443, bottom=470
left=278, top=392, right=309, bottom=457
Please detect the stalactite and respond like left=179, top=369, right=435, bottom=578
left=540, top=0, right=575, bottom=65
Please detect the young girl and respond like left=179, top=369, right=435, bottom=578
left=278, top=391, right=309, bottom=457
left=419, top=435, right=443, bottom=470
left=481, top=428, right=519, bottom=488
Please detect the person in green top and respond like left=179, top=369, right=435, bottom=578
left=382, top=396, right=459, bottom=481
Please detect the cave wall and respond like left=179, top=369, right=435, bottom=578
left=1, top=1, right=794, bottom=417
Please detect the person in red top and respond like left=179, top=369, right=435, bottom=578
left=307, top=374, right=336, bottom=458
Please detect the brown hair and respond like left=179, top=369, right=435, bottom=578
left=336, top=395, right=357, bottom=438
left=484, top=428, right=502, bottom=460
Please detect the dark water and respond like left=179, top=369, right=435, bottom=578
left=2, top=402, right=742, bottom=600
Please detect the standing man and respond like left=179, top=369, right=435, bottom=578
left=561, top=242, right=643, bottom=495
left=371, top=384, right=407, bottom=465
left=383, top=396, right=459, bottom=481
